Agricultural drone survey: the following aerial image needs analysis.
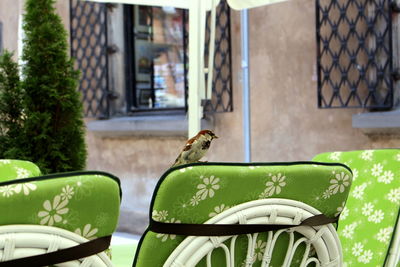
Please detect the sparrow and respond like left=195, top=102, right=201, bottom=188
left=172, top=130, right=218, bottom=167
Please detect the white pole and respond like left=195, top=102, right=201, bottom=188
left=188, top=0, right=204, bottom=137
left=206, top=0, right=217, bottom=100
left=241, top=9, right=251, bottom=162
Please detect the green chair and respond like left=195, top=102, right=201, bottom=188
left=0, top=159, right=41, bottom=183
left=0, top=159, right=121, bottom=266
left=133, top=162, right=352, bottom=266
left=313, top=149, right=400, bottom=266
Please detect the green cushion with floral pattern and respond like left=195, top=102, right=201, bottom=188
left=313, top=149, right=400, bottom=266
left=0, top=171, right=121, bottom=239
left=133, top=162, right=352, bottom=266
left=0, top=159, right=41, bottom=183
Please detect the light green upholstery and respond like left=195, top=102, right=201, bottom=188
left=133, top=162, right=352, bottom=266
left=0, top=169, right=121, bottom=240
left=313, top=149, right=400, bottom=266
left=0, top=159, right=41, bottom=183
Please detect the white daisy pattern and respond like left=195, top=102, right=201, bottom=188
left=358, top=250, right=373, bottom=264
left=15, top=167, right=31, bottom=179
left=329, top=152, right=342, bottom=161
left=387, top=188, right=400, bottom=204
left=60, top=185, right=74, bottom=200
left=0, top=185, right=15, bottom=197
left=371, top=163, right=383, bottom=177
left=352, top=242, right=364, bottom=256
left=322, top=189, right=332, bottom=199
left=254, top=240, right=267, bottom=261
left=360, top=150, right=373, bottom=161
left=340, top=206, right=349, bottom=220
left=335, top=202, right=345, bottom=217
left=209, top=204, right=230, bottom=217
left=74, top=224, right=98, bottom=240
left=13, top=182, right=37, bottom=195
left=396, top=153, right=400, bottom=161
left=361, top=202, right=374, bottom=216
left=329, top=172, right=350, bottom=194
left=378, top=171, right=394, bottom=184
left=196, top=175, right=220, bottom=200
left=352, top=183, right=367, bottom=199
left=38, top=195, right=69, bottom=226
left=376, top=227, right=393, bottom=243
left=263, top=173, right=286, bottom=197
left=342, top=222, right=357, bottom=239
left=152, top=210, right=168, bottom=222
left=189, top=194, right=202, bottom=206
left=352, top=169, right=359, bottom=181
left=368, top=210, right=384, bottom=224
left=156, top=218, right=180, bottom=242
left=179, top=167, right=193, bottom=173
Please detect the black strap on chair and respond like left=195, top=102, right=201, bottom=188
left=0, top=235, right=111, bottom=267
left=149, top=214, right=338, bottom=236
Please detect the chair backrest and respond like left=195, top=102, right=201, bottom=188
left=0, top=224, right=113, bottom=266
left=0, top=170, right=122, bottom=265
left=133, top=162, right=352, bottom=266
left=163, top=198, right=342, bottom=267
left=0, top=171, right=121, bottom=241
left=313, top=149, right=400, bottom=266
left=0, top=159, right=41, bottom=183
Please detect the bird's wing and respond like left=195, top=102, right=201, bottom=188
left=183, top=136, right=197, bottom=151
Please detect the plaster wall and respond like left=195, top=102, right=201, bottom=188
left=0, top=0, right=70, bottom=56
left=247, top=0, right=400, bottom=163
left=0, top=0, right=23, bottom=54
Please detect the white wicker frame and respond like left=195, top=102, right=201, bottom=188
left=0, top=225, right=113, bottom=266
left=164, top=199, right=342, bottom=267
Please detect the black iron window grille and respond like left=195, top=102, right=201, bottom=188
left=70, top=0, right=232, bottom=118
left=203, top=0, right=233, bottom=113
left=316, top=0, right=395, bottom=109
left=70, top=0, right=110, bottom=118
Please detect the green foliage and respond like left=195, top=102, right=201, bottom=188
left=0, top=0, right=87, bottom=173
left=0, top=51, right=25, bottom=159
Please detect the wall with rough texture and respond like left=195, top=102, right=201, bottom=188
left=1, top=0, right=399, bottom=235
left=0, top=0, right=23, bottom=54
left=247, top=0, right=400, bottom=163
left=0, top=0, right=70, bottom=56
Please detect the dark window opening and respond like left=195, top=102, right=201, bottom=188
left=70, top=0, right=232, bottom=119
left=124, top=5, right=188, bottom=112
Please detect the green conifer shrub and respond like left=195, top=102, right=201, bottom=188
left=0, top=0, right=87, bottom=173
left=0, top=50, right=25, bottom=159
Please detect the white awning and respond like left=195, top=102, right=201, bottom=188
left=83, top=0, right=220, bottom=10
left=85, top=0, right=286, bottom=9
left=227, top=0, right=287, bottom=10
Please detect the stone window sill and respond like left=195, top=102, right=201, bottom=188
left=352, top=109, right=400, bottom=135
left=86, top=115, right=214, bottom=138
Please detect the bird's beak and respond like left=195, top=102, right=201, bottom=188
left=213, top=135, right=219, bottom=139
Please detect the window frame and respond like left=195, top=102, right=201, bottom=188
left=123, top=4, right=188, bottom=114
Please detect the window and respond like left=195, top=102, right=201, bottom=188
left=315, top=0, right=400, bottom=132
left=70, top=0, right=232, bottom=119
left=315, top=0, right=395, bottom=109
left=124, top=5, right=187, bottom=111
